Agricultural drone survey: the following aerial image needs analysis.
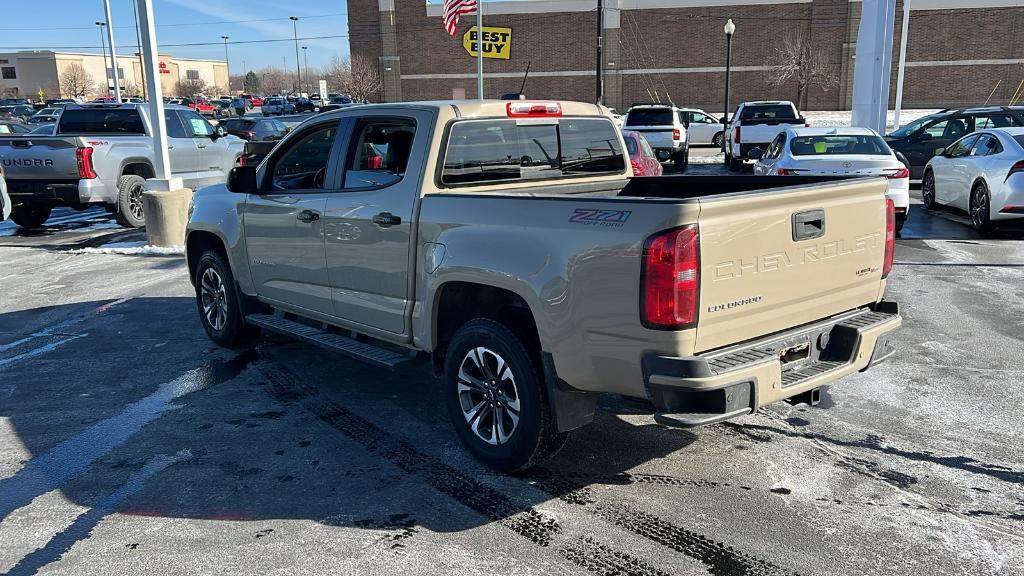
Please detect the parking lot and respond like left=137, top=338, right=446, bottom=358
left=1, top=188, right=1022, bottom=576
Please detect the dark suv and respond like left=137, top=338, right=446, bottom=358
left=886, top=106, right=1024, bottom=179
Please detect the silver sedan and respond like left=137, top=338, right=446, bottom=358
left=922, top=127, right=1024, bottom=233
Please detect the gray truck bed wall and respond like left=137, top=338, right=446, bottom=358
left=414, top=190, right=701, bottom=397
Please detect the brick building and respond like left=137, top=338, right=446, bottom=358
left=347, top=0, right=1024, bottom=111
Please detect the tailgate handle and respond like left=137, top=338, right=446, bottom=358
left=10, top=140, right=31, bottom=148
left=792, top=209, right=825, bottom=241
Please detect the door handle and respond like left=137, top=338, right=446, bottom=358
left=297, top=209, right=320, bottom=223
left=167, top=144, right=174, bottom=150
left=372, top=212, right=401, bottom=228
left=196, top=143, right=207, bottom=149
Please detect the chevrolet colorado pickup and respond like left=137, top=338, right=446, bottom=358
left=186, top=100, right=901, bottom=472
left=726, top=101, right=808, bottom=171
left=0, top=103, right=245, bottom=229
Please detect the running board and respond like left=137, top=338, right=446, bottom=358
left=246, top=313, right=411, bottom=368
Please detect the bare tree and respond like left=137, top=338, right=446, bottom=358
left=59, top=63, right=96, bottom=99
left=324, top=55, right=382, bottom=102
left=176, top=78, right=207, bottom=98
left=766, top=33, right=839, bottom=110
left=258, top=67, right=291, bottom=95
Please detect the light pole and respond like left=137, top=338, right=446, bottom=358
left=722, top=18, right=735, bottom=157
left=102, top=0, right=122, bottom=102
left=96, top=22, right=109, bottom=96
left=302, top=46, right=309, bottom=95
left=132, top=1, right=146, bottom=99
left=221, top=36, right=230, bottom=94
left=289, top=16, right=301, bottom=95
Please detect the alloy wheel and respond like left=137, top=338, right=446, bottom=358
left=922, top=174, right=935, bottom=208
left=971, top=187, right=989, bottom=229
left=200, top=267, right=229, bottom=332
left=457, top=346, right=521, bottom=445
left=128, top=183, right=146, bottom=221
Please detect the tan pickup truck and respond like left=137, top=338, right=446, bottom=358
left=185, top=100, right=901, bottom=472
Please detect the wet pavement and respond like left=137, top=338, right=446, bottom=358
left=0, top=204, right=1022, bottom=576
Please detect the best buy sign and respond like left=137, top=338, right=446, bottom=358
left=463, top=26, right=512, bottom=60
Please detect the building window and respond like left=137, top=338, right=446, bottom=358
left=106, top=67, right=125, bottom=79
left=1, top=67, right=15, bottom=80
left=186, top=69, right=199, bottom=80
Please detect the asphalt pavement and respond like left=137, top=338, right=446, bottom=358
left=0, top=196, right=1022, bottom=575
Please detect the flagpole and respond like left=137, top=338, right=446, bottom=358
left=476, top=2, right=484, bottom=100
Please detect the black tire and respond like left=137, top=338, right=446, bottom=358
left=114, top=174, right=147, bottom=228
left=895, top=219, right=905, bottom=235
left=711, top=132, right=724, bottom=148
left=194, top=250, right=257, bottom=348
left=9, top=204, right=52, bottom=229
left=673, top=148, right=689, bottom=173
left=444, top=319, right=566, bottom=473
left=921, top=170, right=937, bottom=210
left=729, top=155, right=743, bottom=172
left=970, top=182, right=994, bottom=234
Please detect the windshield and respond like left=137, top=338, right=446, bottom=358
left=789, top=134, right=892, bottom=156
left=625, top=109, right=673, bottom=126
left=740, top=104, right=797, bottom=120
left=890, top=115, right=939, bottom=138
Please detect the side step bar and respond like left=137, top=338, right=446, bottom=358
left=246, top=313, right=411, bottom=368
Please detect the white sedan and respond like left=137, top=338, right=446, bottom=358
left=751, top=127, right=910, bottom=230
left=922, top=127, right=1024, bottom=233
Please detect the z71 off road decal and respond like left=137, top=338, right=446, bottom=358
left=568, top=208, right=632, bottom=227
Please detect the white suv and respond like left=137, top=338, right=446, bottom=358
left=622, top=104, right=689, bottom=171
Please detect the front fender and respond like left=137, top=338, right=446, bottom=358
left=185, top=184, right=253, bottom=295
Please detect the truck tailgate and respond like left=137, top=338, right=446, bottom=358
left=694, top=178, right=888, bottom=352
left=0, top=137, right=80, bottom=180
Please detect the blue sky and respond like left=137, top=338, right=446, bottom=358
left=0, top=0, right=350, bottom=73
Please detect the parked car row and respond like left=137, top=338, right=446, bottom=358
left=0, top=102, right=245, bottom=229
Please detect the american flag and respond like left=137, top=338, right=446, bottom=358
left=443, top=0, right=478, bottom=37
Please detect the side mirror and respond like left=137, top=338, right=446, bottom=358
left=748, top=147, right=763, bottom=160
left=934, top=147, right=946, bottom=156
left=227, top=165, right=258, bottom=194
left=719, top=117, right=728, bottom=124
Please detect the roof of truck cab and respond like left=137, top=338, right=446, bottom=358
left=337, top=100, right=608, bottom=119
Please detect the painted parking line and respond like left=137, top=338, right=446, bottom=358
left=0, top=298, right=128, bottom=354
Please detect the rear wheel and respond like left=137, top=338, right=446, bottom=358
left=114, top=174, right=147, bottom=228
left=9, top=204, right=52, bottom=229
left=711, top=132, right=724, bottom=148
left=970, top=182, right=994, bottom=234
left=444, top=319, right=566, bottom=473
left=921, top=171, right=937, bottom=210
left=673, top=147, right=689, bottom=173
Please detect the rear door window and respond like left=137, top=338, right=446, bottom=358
left=975, top=115, right=1021, bottom=129
left=164, top=110, right=189, bottom=139
left=739, top=105, right=796, bottom=120
left=625, top=109, right=673, bottom=126
left=343, top=118, right=417, bottom=189
left=441, top=118, right=625, bottom=185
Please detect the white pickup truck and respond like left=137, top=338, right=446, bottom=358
left=725, top=101, right=808, bottom=171
left=0, top=103, right=245, bottom=229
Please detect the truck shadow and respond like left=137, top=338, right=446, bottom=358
left=0, top=296, right=696, bottom=560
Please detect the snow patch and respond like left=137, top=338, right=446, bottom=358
left=70, top=241, right=184, bottom=256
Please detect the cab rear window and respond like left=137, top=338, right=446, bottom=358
left=58, top=109, right=144, bottom=134
left=441, top=118, right=625, bottom=185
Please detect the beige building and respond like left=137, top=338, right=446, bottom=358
left=0, top=51, right=228, bottom=100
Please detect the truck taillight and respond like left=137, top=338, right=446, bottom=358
left=641, top=225, right=699, bottom=329
left=887, top=167, right=909, bottom=179
left=672, top=128, right=681, bottom=141
left=735, top=126, right=741, bottom=144
left=76, top=146, right=96, bottom=179
left=882, top=198, right=895, bottom=279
